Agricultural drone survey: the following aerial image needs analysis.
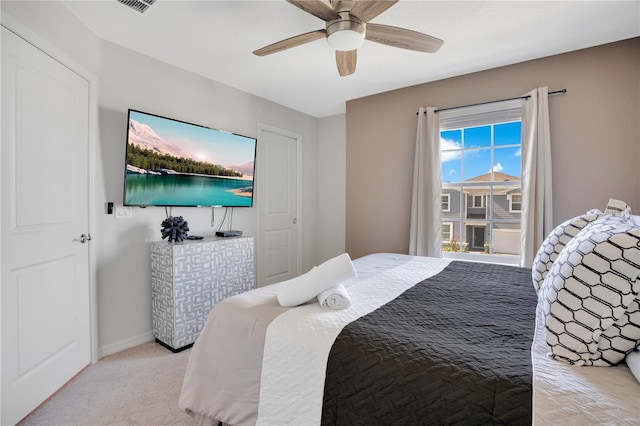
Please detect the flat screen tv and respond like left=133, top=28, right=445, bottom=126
left=123, top=109, right=256, bottom=207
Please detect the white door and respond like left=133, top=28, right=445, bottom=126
left=1, top=26, right=92, bottom=425
left=256, top=124, right=301, bottom=287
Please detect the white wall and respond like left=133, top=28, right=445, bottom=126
left=95, top=40, right=322, bottom=355
left=1, top=1, right=343, bottom=357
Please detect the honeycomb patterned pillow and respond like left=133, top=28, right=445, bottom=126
left=531, top=212, right=602, bottom=293
left=604, top=198, right=630, bottom=216
left=540, top=215, right=640, bottom=366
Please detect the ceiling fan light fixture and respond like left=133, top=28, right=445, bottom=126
left=326, top=17, right=365, bottom=51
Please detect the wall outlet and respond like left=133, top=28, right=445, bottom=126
left=114, top=206, right=133, bottom=219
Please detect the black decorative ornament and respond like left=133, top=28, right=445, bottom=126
left=161, top=216, right=189, bottom=242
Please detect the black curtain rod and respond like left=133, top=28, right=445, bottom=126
left=417, top=89, right=567, bottom=115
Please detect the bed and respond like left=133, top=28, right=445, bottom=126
left=179, top=253, right=640, bottom=425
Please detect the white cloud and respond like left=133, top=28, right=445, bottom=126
left=448, top=169, right=456, bottom=176
left=441, top=138, right=462, bottom=163
left=514, top=148, right=521, bottom=157
left=489, top=163, right=504, bottom=173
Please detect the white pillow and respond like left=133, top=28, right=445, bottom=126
left=531, top=212, right=602, bottom=293
left=540, top=215, right=640, bottom=366
left=532, top=200, right=632, bottom=293
left=604, top=198, right=631, bottom=217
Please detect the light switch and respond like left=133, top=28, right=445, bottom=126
left=114, top=206, right=133, bottom=219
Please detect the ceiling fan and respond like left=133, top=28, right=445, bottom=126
left=253, top=0, right=444, bottom=77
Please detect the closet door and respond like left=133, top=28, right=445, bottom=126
left=1, top=26, right=91, bottom=425
left=256, top=124, right=301, bottom=287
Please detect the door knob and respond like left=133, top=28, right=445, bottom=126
left=76, top=233, right=92, bottom=243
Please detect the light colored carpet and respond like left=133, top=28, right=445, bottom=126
left=18, top=341, right=199, bottom=426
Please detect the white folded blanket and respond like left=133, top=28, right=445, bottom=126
left=317, top=284, right=352, bottom=310
left=277, top=253, right=357, bottom=307
left=626, top=349, right=640, bottom=384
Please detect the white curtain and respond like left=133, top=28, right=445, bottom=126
left=521, top=87, right=554, bottom=267
left=409, top=107, right=442, bottom=257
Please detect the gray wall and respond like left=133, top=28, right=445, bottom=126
left=346, top=38, right=640, bottom=259
left=317, top=114, right=347, bottom=261
left=2, top=1, right=347, bottom=357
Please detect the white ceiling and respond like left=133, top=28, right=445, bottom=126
left=62, top=0, right=640, bottom=118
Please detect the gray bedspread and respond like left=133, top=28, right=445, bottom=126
left=322, top=261, right=537, bottom=425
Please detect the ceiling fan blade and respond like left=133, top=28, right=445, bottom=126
left=253, top=29, right=327, bottom=56
left=350, top=0, right=398, bottom=23
left=336, top=50, right=357, bottom=77
left=286, top=0, right=340, bottom=22
left=366, top=23, right=443, bottom=53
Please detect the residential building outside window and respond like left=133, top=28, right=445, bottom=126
left=439, top=100, right=523, bottom=264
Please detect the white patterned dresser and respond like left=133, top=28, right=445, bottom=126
left=150, top=236, right=254, bottom=351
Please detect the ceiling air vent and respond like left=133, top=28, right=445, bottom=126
left=117, top=0, right=156, bottom=14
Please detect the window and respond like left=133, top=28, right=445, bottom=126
left=439, top=99, right=523, bottom=264
left=509, top=193, right=522, bottom=212
left=472, top=195, right=484, bottom=208
left=442, top=222, right=453, bottom=242
left=441, top=194, right=450, bottom=212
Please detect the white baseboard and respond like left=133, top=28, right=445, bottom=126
left=98, top=330, right=155, bottom=359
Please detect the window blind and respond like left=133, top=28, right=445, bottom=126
left=439, top=98, right=523, bottom=130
